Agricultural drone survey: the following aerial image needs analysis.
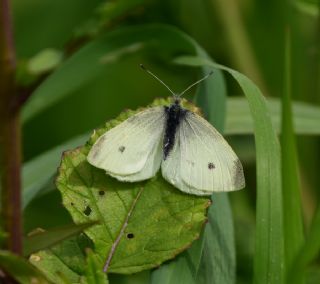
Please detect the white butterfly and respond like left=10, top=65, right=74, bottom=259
left=87, top=65, right=245, bottom=196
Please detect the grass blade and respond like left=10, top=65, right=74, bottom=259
left=281, top=30, right=304, bottom=282
left=290, top=205, right=320, bottom=284
left=225, top=97, right=320, bottom=136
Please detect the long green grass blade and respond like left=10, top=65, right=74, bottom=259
left=174, top=55, right=284, bottom=284
left=225, top=97, right=320, bottom=135
left=281, top=30, right=304, bottom=283
left=290, top=205, right=320, bottom=284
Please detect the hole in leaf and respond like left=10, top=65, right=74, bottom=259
left=126, top=233, right=134, bottom=239
left=98, top=190, right=105, bottom=196
left=84, top=206, right=92, bottom=216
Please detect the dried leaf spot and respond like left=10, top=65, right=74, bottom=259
left=119, top=146, right=126, bottom=153
left=126, top=233, right=134, bottom=239
left=30, top=254, right=41, bottom=262
left=84, top=206, right=92, bottom=216
left=208, top=162, right=215, bottom=170
left=98, top=190, right=105, bottom=196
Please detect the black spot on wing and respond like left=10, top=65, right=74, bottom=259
left=208, top=162, right=215, bottom=170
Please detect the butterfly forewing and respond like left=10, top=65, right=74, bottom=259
left=88, top=107, right=165, bottom=178
left=108, top=137, right=163, bottom=182
left=179, top=112, right=245, bottom=192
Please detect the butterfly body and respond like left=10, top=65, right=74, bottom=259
left=163, top=99, right=187, bottom=160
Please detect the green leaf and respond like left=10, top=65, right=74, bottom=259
left=27, top=48, right=63, bottom=75
left=24, top=221, right=97, bottom=256
left=55, top=99, right=209, bottom=274
left=281, top=32, right=304, bottom=283
left=85, top=249, right=109, bottom=284
left=30, top=236, right=89, bottom=283
left=0, top=250, right=52, bottom=284
left=174, top=55, right=284, bottom=284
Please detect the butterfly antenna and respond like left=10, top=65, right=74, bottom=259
left=178, top=71, right=214, bottom=97
left=140, top=64, right=176, bottom=96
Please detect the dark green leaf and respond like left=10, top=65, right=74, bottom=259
left=24, top=221, right=97, bottom=256
left=0, top=250, right=51, bottom=284
left=29, top=237, right=88, bottom=283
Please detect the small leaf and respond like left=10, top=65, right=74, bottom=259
left=27, top=48, right=63, bottom=75
left=29, top=236, right=90, bottom=283
left=0, top=250, right=51, bottom=284
left=52, top=99, right=209, bottom=275
left=24, top=221, right=97, bottom=256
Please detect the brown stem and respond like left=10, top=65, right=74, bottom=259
left=0, top=0, right=22, bottom=258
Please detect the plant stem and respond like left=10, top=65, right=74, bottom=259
left=0, top=0, right=22, bottom=255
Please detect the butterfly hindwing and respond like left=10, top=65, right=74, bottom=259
left=87, top=107, right=165, bottom=180
left=161, top=133, right=211, bottom=195
left=179, top=112, right=245, bottom=192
